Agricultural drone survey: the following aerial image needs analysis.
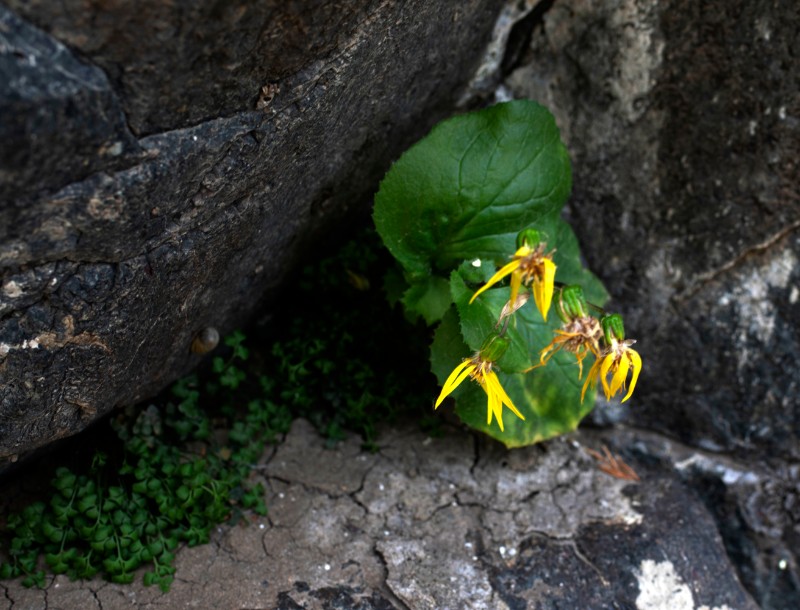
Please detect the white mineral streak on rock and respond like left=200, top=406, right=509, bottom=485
left=635, top=560, right=736, bottom=610
left=636, top=560, right=694, bottom=610
left=674, top=453, right=760, bottom=486
left=609, top=0, right=664, bottom=122
left=722, top=247, right=797, bottom=374
left=458, top=0, right=539, bottom=105
left=2, top=280, right=23, bottom=298
left=733, top=248, right=795, bottom=345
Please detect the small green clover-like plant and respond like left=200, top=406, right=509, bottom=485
left=0, top=336, right=286, bottom=593
left=374, top=100, right=642, bottom=447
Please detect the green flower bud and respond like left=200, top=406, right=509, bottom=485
left=601, top=314, right=626, bottom=344
left=556, top=285, right=588, bottom=322
left=479, top=333, right=511, bottom=362
left=516, top=228, right=542, bottom=250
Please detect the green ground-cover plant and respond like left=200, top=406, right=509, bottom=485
left=0, top=230, right=434, bottom=591
left=374, top=100, right=642, bottom=447
left=261, top=230, right=435, bottom=447
left=0, top=334, right=277, bottom=592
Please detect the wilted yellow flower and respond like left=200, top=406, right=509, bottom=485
left=469, top=230, right=556, bottom=320
left=538, top=315, right=602, bottom=379
left=536, top=286, right=602, bottom=378
left=580, top=314, right=642, bottom=403
left=434, top=335, right=524, bottom=431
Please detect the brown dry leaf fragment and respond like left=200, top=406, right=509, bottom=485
left=585, top=444, right=640, bottom=482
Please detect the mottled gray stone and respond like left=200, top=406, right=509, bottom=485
left=0, top=419, right=758, bottom=609
left=503, top=2, right=799, bottom=606
left=505, top=0, right=800, bottom=462
left=0, top=8, right=141, bottom=203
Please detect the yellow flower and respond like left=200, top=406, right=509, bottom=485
left=469, top=244, right=556, bottom=320
left=537, top=315, right=602, bottom=379
left=581, top=339, right=642, bottom=403
left=434, top=337, right=525, bottom=431
left=534, top=286, right=602, bottom=378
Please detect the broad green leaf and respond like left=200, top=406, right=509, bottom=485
left=378, top=99, right=609, bottom=447
left=431, top=306, right=593, bottom=444
left=450, top=270, right=531, bottom=374
left=455, top=257, right=496, bottom=286
left=430, top=306, right=469, bottom=385
left=374, top=100, right=572, bottom=280
left=452, top=301, right=597, bottom=448
left=382, top=266, right=407, bottom=307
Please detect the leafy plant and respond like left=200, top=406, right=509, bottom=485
left=374, top=100, right=641, bottom=447
left=261, top=229, right=434, bottom=448
left=0, top=335, right=285, bottom=592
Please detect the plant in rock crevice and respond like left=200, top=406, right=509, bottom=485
left=374, top=100, right=643, bottom=447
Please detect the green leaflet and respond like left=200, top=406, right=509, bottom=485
left=430, top=301, right=595, bottom=447
left=401, top=276, right=452, bottom=326
left=375, top=100, right=608, bottom=447
left=533, top=213, right=609, bottom=306
left=374, top=100, right=571, bottom=283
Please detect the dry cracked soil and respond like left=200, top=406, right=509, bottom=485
left=1, top=418, right=758, bottom=610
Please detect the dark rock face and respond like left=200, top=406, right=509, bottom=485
left=508, top=0, right=799, bottom=462
left=0, top=0, right=508, bottom=459
left=492, top=477, right=757, bottom=610
left=504, top=0, right=799, bottom=607
left=6, top=1, right=385, bottom=137
left=0, top=8, right=141, bottom=205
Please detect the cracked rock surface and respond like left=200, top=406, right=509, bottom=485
left=504, top=0, right=800, bottom=464
left=501, top=1, right=799, bottom=606
left=0, top=0, right=506, bottom=461
left=1, top=419, right=758, bottom=609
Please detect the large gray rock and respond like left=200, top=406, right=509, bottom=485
left=503, top=0, right=799, bottom=606
left=0, top=419, right=759, bottom=609
left=506, top=0, right=799, bottom=462
left=0, top=1, right=507, bottom=460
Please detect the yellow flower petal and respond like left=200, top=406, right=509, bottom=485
left=509, top=270, right=523, bottom=308
left=581, top=357, right=604, bottom=402
left=482, top=381, right=504, bottom=431
left=485, top=371, right=524, bottom=421
left=537, top=257, right=557, bottom=321
left=609, top=353, right=630, bottom=397
left=435, top=361, right=475, bottom=408
left=532, top=275, right=542, bottom=318
left=441, top=360, right=473, bottom=395
left=621, top=349, right=642, bottom=403
left=469, top=259, right=521, bottom=304
left=599, top=353, right=615, bottom=399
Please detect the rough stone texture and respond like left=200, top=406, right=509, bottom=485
left=503, top=2, right=799, bottom=607
left=0, top=0, right=508, bottom=460
left=505, top=0, right=800, bottom=462
left=4, top=1, right=383, bottom=137
left=0, top=419, right=759, bottom=609
left=620, top=426, right=800, bottom=610
left=2, top=0, right=797, bottom=606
